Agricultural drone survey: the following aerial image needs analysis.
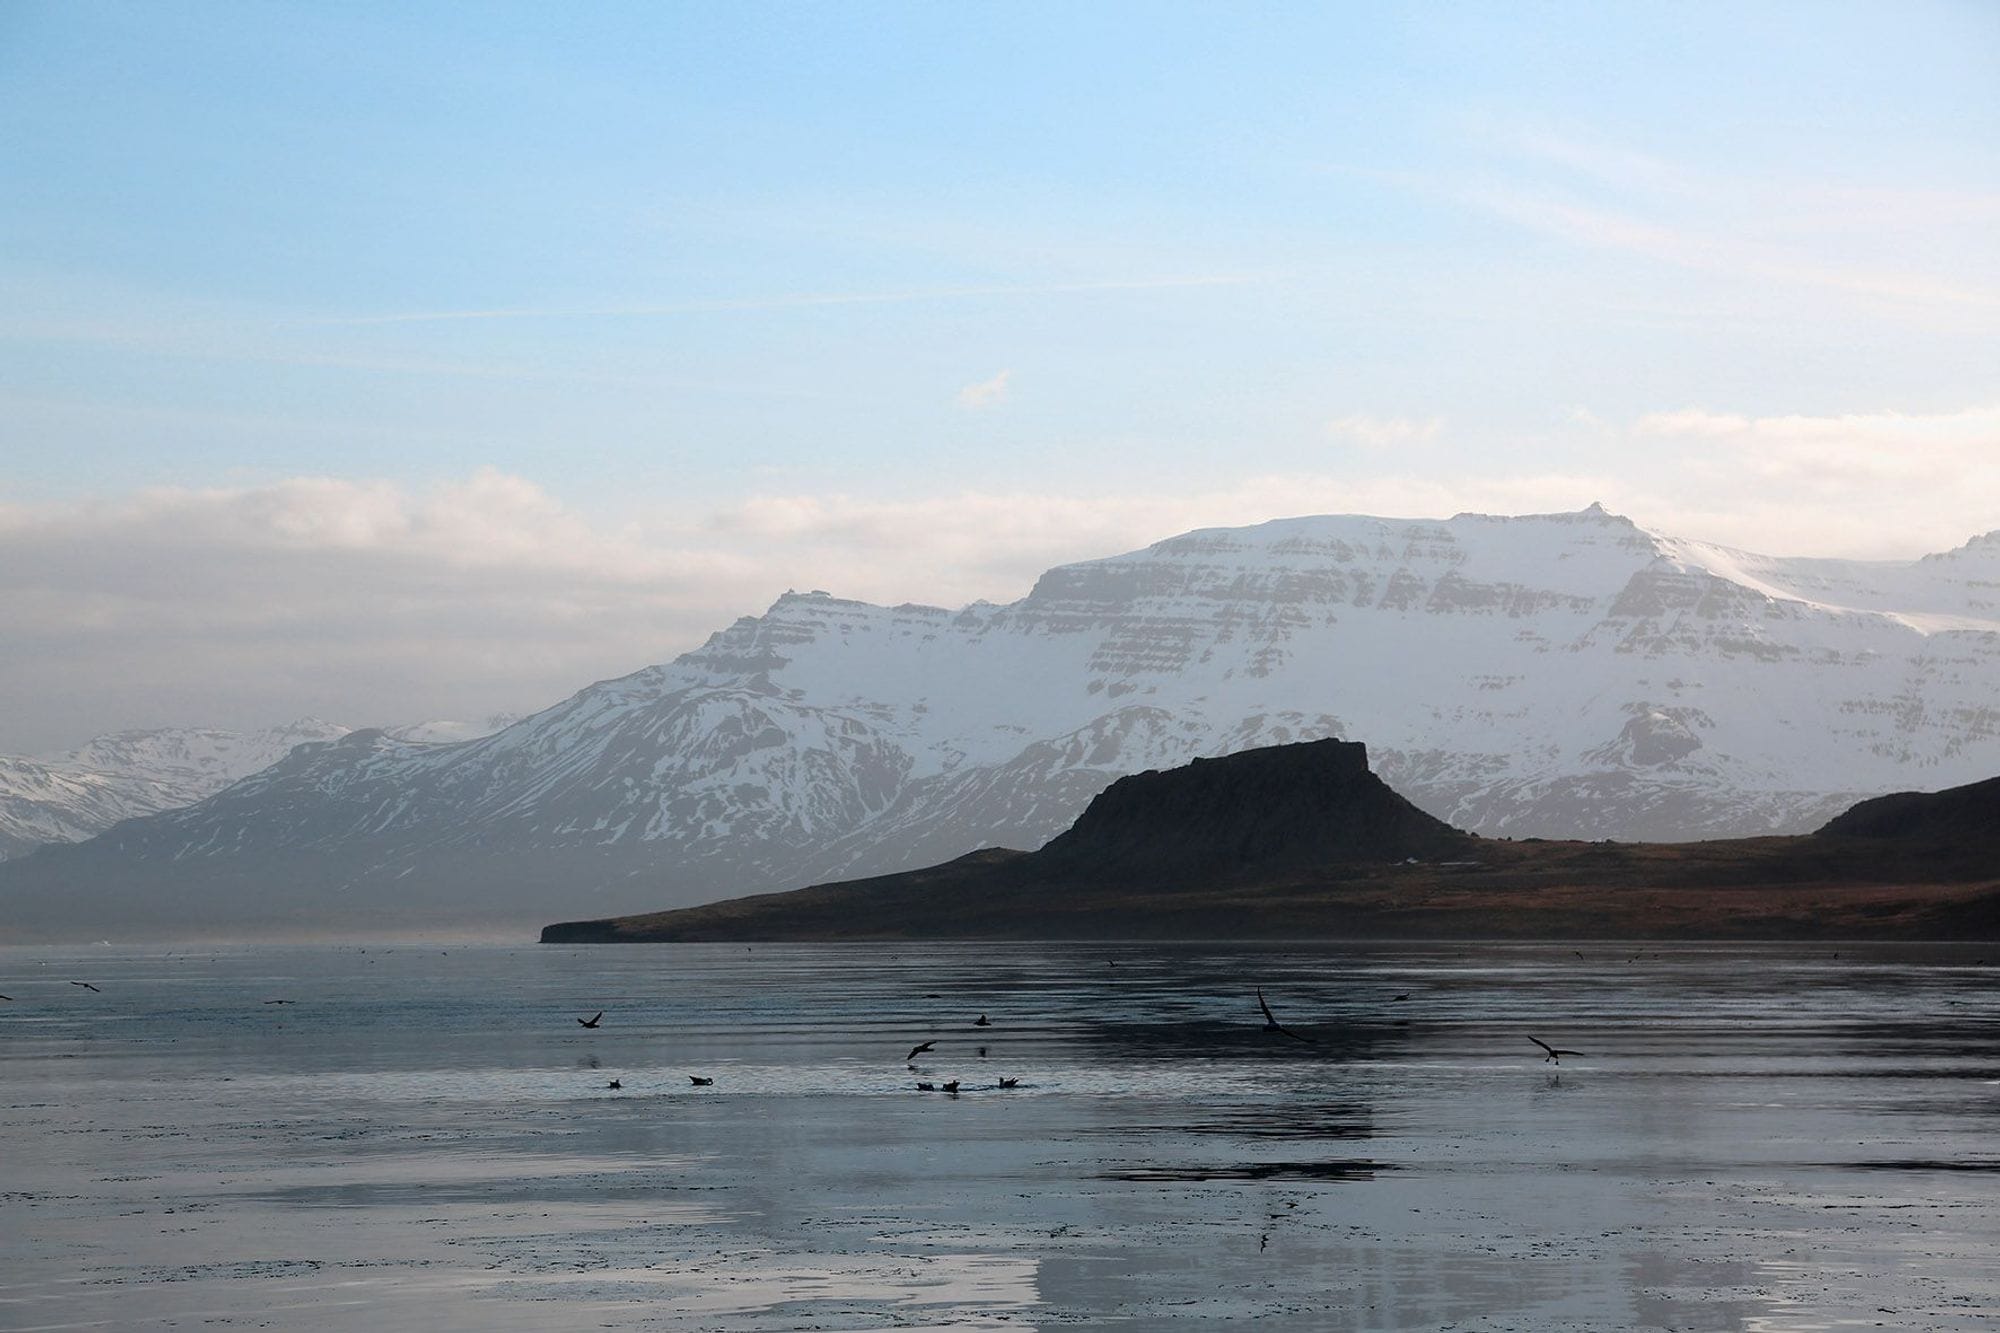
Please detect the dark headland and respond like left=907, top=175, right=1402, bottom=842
left=541, top=739, right=2000, bottom=942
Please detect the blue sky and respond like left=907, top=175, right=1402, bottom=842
left=1, top=2, right=1996, bottom=748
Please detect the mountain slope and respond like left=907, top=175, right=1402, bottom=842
left=6, top=505, right=1999, bottom=939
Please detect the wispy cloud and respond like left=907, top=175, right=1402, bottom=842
left=955, top=369, right=1012, bottom=410
left=1466, top=187, right=1996, bottom=310
left=304, top=274, right=1264, bottom=327
left=1438, top=126, right=2000, bottom=314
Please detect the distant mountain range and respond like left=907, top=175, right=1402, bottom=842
left=4, top=504, right=1998, bottom=940
left=0, top=721, right=351, bottom=862
left=0, top=717, right=522, bottom=861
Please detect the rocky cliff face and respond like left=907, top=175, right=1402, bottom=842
left=7, top=505, right=1999, bottom=938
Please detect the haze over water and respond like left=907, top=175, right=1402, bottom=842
left=3, top=941, right=1997, bottom=1330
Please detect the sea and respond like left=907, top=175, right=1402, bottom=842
left=2, top=940, right=1997, bottom=1331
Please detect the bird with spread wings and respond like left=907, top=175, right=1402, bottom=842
left=1529, top=1036, right=1585, bottom=1063
left=1257, top=987, right=1316, bottom=1044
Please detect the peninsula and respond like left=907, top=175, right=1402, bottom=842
left=541, top=740, right=2000, bottom=942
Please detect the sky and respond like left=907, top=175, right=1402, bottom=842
left=1, top=1, right=1996, bottom=753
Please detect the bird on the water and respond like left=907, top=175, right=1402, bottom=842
left=689, top=1075, right=713, bottom=1086
left=941, top=1080, right=960, bottom=1094
left=1529, top=1036, right=1585, bottom=1064
left=997, top=1077, right=1018, bottom=1089
left=577, top=1012, right=603, bottom=1028
left=906, top=1040, right=936, bottom=1062
left=974, top=1014, right=991, bottom=1027
left=607, top=1079, right=622, bottom=1089
left=1257, top=988, right=1316, bottom=1044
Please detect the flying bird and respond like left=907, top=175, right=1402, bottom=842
left=71, top=981, right=101, bottom=992
left=689, top=1075, right=713, bottom=1086
left=577, top=1012, right=603, bottom=1028
left=906, top=1040, right=936, bottom=1062
left=1257, top=988, right=1316, bottom=1044
left=1391, top=993, right=1409, bottom=1002
left=1529, top=1036, right=1585, bottom=1064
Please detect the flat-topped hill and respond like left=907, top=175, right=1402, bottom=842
left=1025, top=739, right=1471, bottom=883
left=542, top=741, right=2000, bottom=943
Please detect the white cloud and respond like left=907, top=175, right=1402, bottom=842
left=1632, top=404, right=2000, bottom=485
left=1326, top=414, right=1443, bottom=449
left=954, top=369, right=1013, bottom=411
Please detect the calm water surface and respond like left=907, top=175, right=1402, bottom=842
left=3, top=940, right=1997, bottom=1330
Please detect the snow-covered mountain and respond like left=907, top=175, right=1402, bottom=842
left=0, top=721, right=352, bottom=861
left=5, top=505, right=1998, bottom=938
left=0, top=715, right=525, bottom=861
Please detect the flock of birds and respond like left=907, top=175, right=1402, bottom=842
left=572, top=1008, right=1029, bottom=1095
left=562, top=990, right=1593, bottom=1093
left=3, top=967, right=1596, bottom=1084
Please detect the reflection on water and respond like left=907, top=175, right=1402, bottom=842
left=2, top=940, right=1998, bottom=1330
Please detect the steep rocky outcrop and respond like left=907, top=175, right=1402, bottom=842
left=1029, top=740, right=1470, bottom=884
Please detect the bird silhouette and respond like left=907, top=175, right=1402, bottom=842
left=1529, top=1036, right=1585, bottom=1064
left=941, top=1080, right=960, bottom=1094
left=974, top=1014, right=991, bottom=1027
left=1257, top=988, right=1316, bottom=1044
left=1391, top=993, right=1410, bottom=1002
left=906, top=1040, right=936, bottom=1061
left=607, top=1079, right=622, bottom=1089
left=916, top=1081, right=936, bottom=1091
left=997, top=1077, right=1018, bottom=1089
left=70, top=981, right=101, bottom=993
left=577, top=1012, right=603, bottom=1028
left=689, top=1075, right=713, bottom=1086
